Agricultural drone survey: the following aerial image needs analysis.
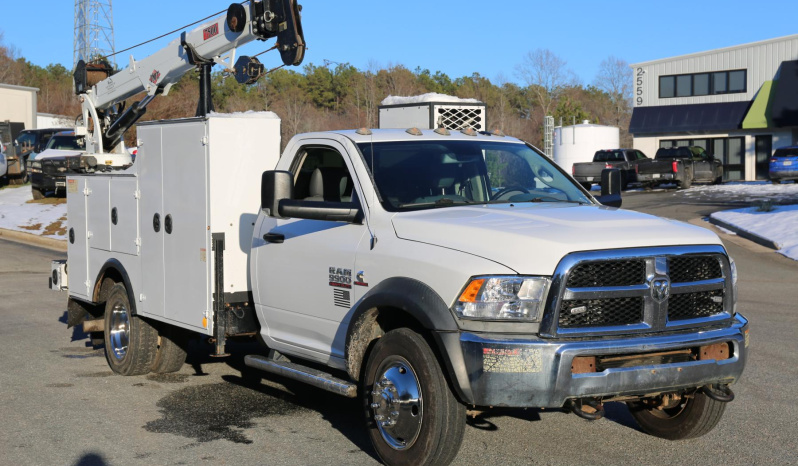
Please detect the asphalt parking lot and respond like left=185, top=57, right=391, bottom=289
left=1, top=186, right=797, bottom=466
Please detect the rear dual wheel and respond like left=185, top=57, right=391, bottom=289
left=103, top=284, right=158, bottom=376
left=363, top=328, right=465, bottom=466
left=103, top=283, right=186, bottom=375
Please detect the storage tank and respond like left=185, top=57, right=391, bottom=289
left=553, top=121, right=619, bottom=175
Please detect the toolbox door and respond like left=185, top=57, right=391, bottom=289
left=66, top=177, right=90, bottom=299
left=161, top=121, right=210, bottom=331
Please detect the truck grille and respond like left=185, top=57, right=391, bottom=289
left=544, top=247, right=733, bottom=337
left=668, top=256, right=722, bottom=283
left=567, top=260, right=646, bottom=287
left=559, top=297, right=644, bottom=328
left=669, top=289, right=724, bottom=321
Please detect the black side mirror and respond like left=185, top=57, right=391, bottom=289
left=595, top=168, right=622, bottom=208
left=261, top=170, right=294, bottom=216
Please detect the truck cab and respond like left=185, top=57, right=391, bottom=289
left=253, top=128, right=748, bottom=463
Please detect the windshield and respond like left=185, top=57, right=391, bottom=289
left=655, top=147, right=692, bottom=159
left=595, top=150, right=625, bottom=162
left=46, top=135, right=85, bottom=151
left=357, top=140, right=592, bottom=211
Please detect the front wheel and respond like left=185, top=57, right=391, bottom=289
left=103, top=283, right=158, bottom=376
left=771, top=179, right=782, bottom=184
left=32, top=187, right=45, bottom=200
left=363, top=328, right=465, bottom=466
left=627, top=390, right=726, bottom=440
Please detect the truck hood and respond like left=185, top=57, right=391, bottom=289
left=391, top=203, right=722, bottom=274
left=34, top=149, right=84, bottom=160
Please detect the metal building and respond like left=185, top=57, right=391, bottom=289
left=629, top=34, right=798, bottom=181
left=0, top=83, right=38, bottom=132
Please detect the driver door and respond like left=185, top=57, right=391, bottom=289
left=254, top=141, right=368, bottom=361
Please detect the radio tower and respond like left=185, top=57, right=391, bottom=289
left=73, top=0, right=115, bottom=69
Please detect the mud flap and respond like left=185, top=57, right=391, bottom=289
left=67, top=297, right=94, bottom=328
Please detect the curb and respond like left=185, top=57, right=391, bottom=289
left=0, top=228, right=67, bottom=252
left=707, top=216, right=781, bottom=250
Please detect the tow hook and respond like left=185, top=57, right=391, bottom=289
left=702, top=383, right=735, bottom=402
left=568, top=398, right=605, bottom=420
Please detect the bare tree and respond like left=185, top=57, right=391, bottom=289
left=515, top=49, right=573, bottom=121
left=594, top=56, right=632, bottom=103
left=594, top=56, right=633, bottom=127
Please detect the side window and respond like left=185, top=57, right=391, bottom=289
left=292, top=147, right=356, bottom=203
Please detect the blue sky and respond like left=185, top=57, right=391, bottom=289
left=2, top=0, right=795, bottom=87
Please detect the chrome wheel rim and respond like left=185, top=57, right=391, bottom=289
left=370, top=356, right=423, bottom=450
left=108, top=302, right=130, bottom=361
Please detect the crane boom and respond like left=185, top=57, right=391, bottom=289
left=73, top=0, right=305, bottom=155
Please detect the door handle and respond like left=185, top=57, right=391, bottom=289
left=263, top=232, right=285, bottom=244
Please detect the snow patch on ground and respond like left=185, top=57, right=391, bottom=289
left=0, top=186, right=67, bottom=239
left=381, top=93, right=480, bottom=105
left=711, top=205, right=798, bottom=261
left=683, top=181, right=798, bottom=202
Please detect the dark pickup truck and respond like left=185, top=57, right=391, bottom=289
left=572, top=149, right=651, bottom=190
left=637, top=146, right=723, bottom=189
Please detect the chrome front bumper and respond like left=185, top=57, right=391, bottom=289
left=443, top=314, right=748, bottom=408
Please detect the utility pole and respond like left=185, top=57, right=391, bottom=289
left=74, top=0, right=115, bottom=69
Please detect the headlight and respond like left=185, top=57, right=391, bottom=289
left=453, top=276, right=550, bottom=322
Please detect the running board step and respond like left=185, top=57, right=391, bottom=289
left=244, top=354, right=358, bottom=398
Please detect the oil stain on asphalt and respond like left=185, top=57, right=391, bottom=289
left=144, top=379, right=306, bottom=444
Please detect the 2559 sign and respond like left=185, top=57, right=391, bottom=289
left=636, top=68, right=644, bottom=106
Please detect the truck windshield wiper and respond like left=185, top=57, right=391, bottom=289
left=398, top=198, right=474, bottom=208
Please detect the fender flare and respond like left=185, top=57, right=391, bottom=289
left=93, top=259, right=138, bottom=316
left=344, top=277, right=474, bottom=403
left=348, top=277, right=458, bottom=333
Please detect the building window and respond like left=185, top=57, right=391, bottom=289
left=693, top=74, right=710, bottom=96
left=728, top=70, right=746, bottom=92
left=713, top=72, right=727, bottom=93
left=659, top=70, right=747, bottom=98
left=660, top=76, right=675, bottom=98
left=676, top=75, right=692, bottom=97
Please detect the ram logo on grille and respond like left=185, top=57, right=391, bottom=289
left=651, top=277, right=671, bottom=303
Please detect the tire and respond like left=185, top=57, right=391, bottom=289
left=363, top=328, right=466, bottom=466
left=679, top=175, right=692, bottom=189
left=32, top=187, right=45, bottom=200
left=103, top=283, right=158, bottom=376
left=714, top=176, right=723, bottom=185
left=151, top=325, right=188, bottom=373
left=772, top=179, right=781, bottom=184
left=580, top=182, right=592, bottom=191
left=627, top=391, right=726, bottom=440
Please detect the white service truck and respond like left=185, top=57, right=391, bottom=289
left=51, top=2, right=749, bottom=465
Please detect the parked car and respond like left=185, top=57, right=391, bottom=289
left=769, top=146, right=798, bottom=183
left=636, top=146, right=723, bottom=189
left=6, top=128, right=70, bottom=185
left=28, top=131, right=86, bottom=199
left=572, top=149, right=651, bottom=190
